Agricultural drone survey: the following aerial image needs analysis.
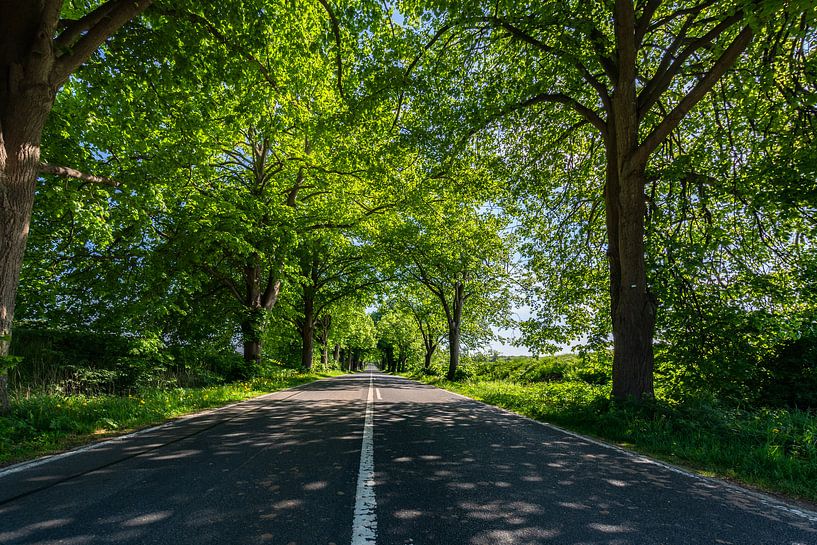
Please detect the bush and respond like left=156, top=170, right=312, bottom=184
left=8, top=326, right=254, bottom=394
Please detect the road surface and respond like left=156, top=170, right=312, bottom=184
left=1, top=369, right=815, bottom=544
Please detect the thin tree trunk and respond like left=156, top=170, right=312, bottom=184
left=385, top=345, right=395, bottom=373
left=446, top=326, right=461, bottom=380
left=423, top=343, right=436, bottom=370
left=333, top=343, right=340, bottom=363
left=446, top=283, right=464, bottom=381
left=321, top=343, right=329, bottom=367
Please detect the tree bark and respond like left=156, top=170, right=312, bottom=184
left=240, top=314, right=262, bottom=364
left=446, top=326, right=461, bottom=380
left=607, top=12, right=657, bottom=402
left=0, top=15, right=57, bottom=413
left=299, top=295, right=315, bottom=370
left=333, top=343, right=340, bottom=363
left=445, top=282, right=465, bottom=381
left=608, top=159, right=656, bottom=400
left=238, top=261, right=280, bottom=366
left=423, top=343, right=436, bottom=370
left=316, top=314, right=331, bottom=367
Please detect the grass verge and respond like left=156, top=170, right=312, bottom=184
left=409, top=374, right=817, bottom=505
left=0, top=369, right=340, bottom=467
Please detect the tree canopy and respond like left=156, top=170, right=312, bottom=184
left=1, top=0, right=816, bottom=410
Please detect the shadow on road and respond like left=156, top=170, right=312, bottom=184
left=374, top=384, right=817, bottom=545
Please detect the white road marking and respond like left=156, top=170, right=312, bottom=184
left=375, top=388, right=382, bottom=400
left=351, top=372, right=377, bottom=544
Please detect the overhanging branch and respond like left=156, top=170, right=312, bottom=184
left=317, top=0, right=344, bottom=97
left=39, top=163, right=121, bottom=187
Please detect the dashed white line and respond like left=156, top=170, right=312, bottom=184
left=375, top=388, right=382, bottom=400
left=351, top=372, right=377, bottom=544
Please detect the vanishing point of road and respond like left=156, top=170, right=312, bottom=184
left=1, top=368, right=815, bottom=545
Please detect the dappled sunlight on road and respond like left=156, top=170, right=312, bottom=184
left=371, top=374, right=817, bottom=545
left=1, top=372, right=815, bottom=545
left=0, top=374, right=373, bottom=545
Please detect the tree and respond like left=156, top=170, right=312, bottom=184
left=288, top=233, right=382, bottom=369
left=14, top=0, right=398, bottom=375
left=398, top=288, right=447, bottom=370
left=375, top=305, right=420, bottom=372
left=387, top=195, right=512, bottom=379
left=0, top=0, right=154, bottom=410
left=399, top=0, right=811, bottom=400
left=330, top=304, right=378, bottom=371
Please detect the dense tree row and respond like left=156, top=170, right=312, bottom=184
left=1, top=1, right=815, bottom=411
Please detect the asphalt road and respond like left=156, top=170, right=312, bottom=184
left=1, top=369, right=816, bottom=545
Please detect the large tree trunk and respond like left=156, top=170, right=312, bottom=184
left=333, top=343, right=340, bottom=363
left=608, top=159, right=656, bottom=401
left=607, top=25, right=657, bottom=402
left=239, top=262, right=279, bottom=366
left=0, top=27, right=56, bottom=413
left=240, top=313, right=262, bottom=364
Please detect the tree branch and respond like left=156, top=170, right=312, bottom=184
left=464, top=92, right=606, bottom=145
left=55, top=3, right=116, bottom=50
left=39, top=163, right=121, bottom=187
left=638, top=11, right=743, bottom=119
left=203, top=264, right=243, bottom=304
left=634, top=24, right=753, bottom=166
left=488, top=16, right=611, bottom=111
left=392, top=23, right=453, bottom=131
left=53, top=0, right=153, bottom=85
left=316, top=0, right=344, bottom=97
left=634, top=0, right=662, bottom=47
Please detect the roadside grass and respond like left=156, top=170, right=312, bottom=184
left=0, top=369, right=341, bottom=466
left=410, top=374, right=817, bottom=504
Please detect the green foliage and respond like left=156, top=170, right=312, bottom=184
left=7, top=325, right=259, bottom=394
